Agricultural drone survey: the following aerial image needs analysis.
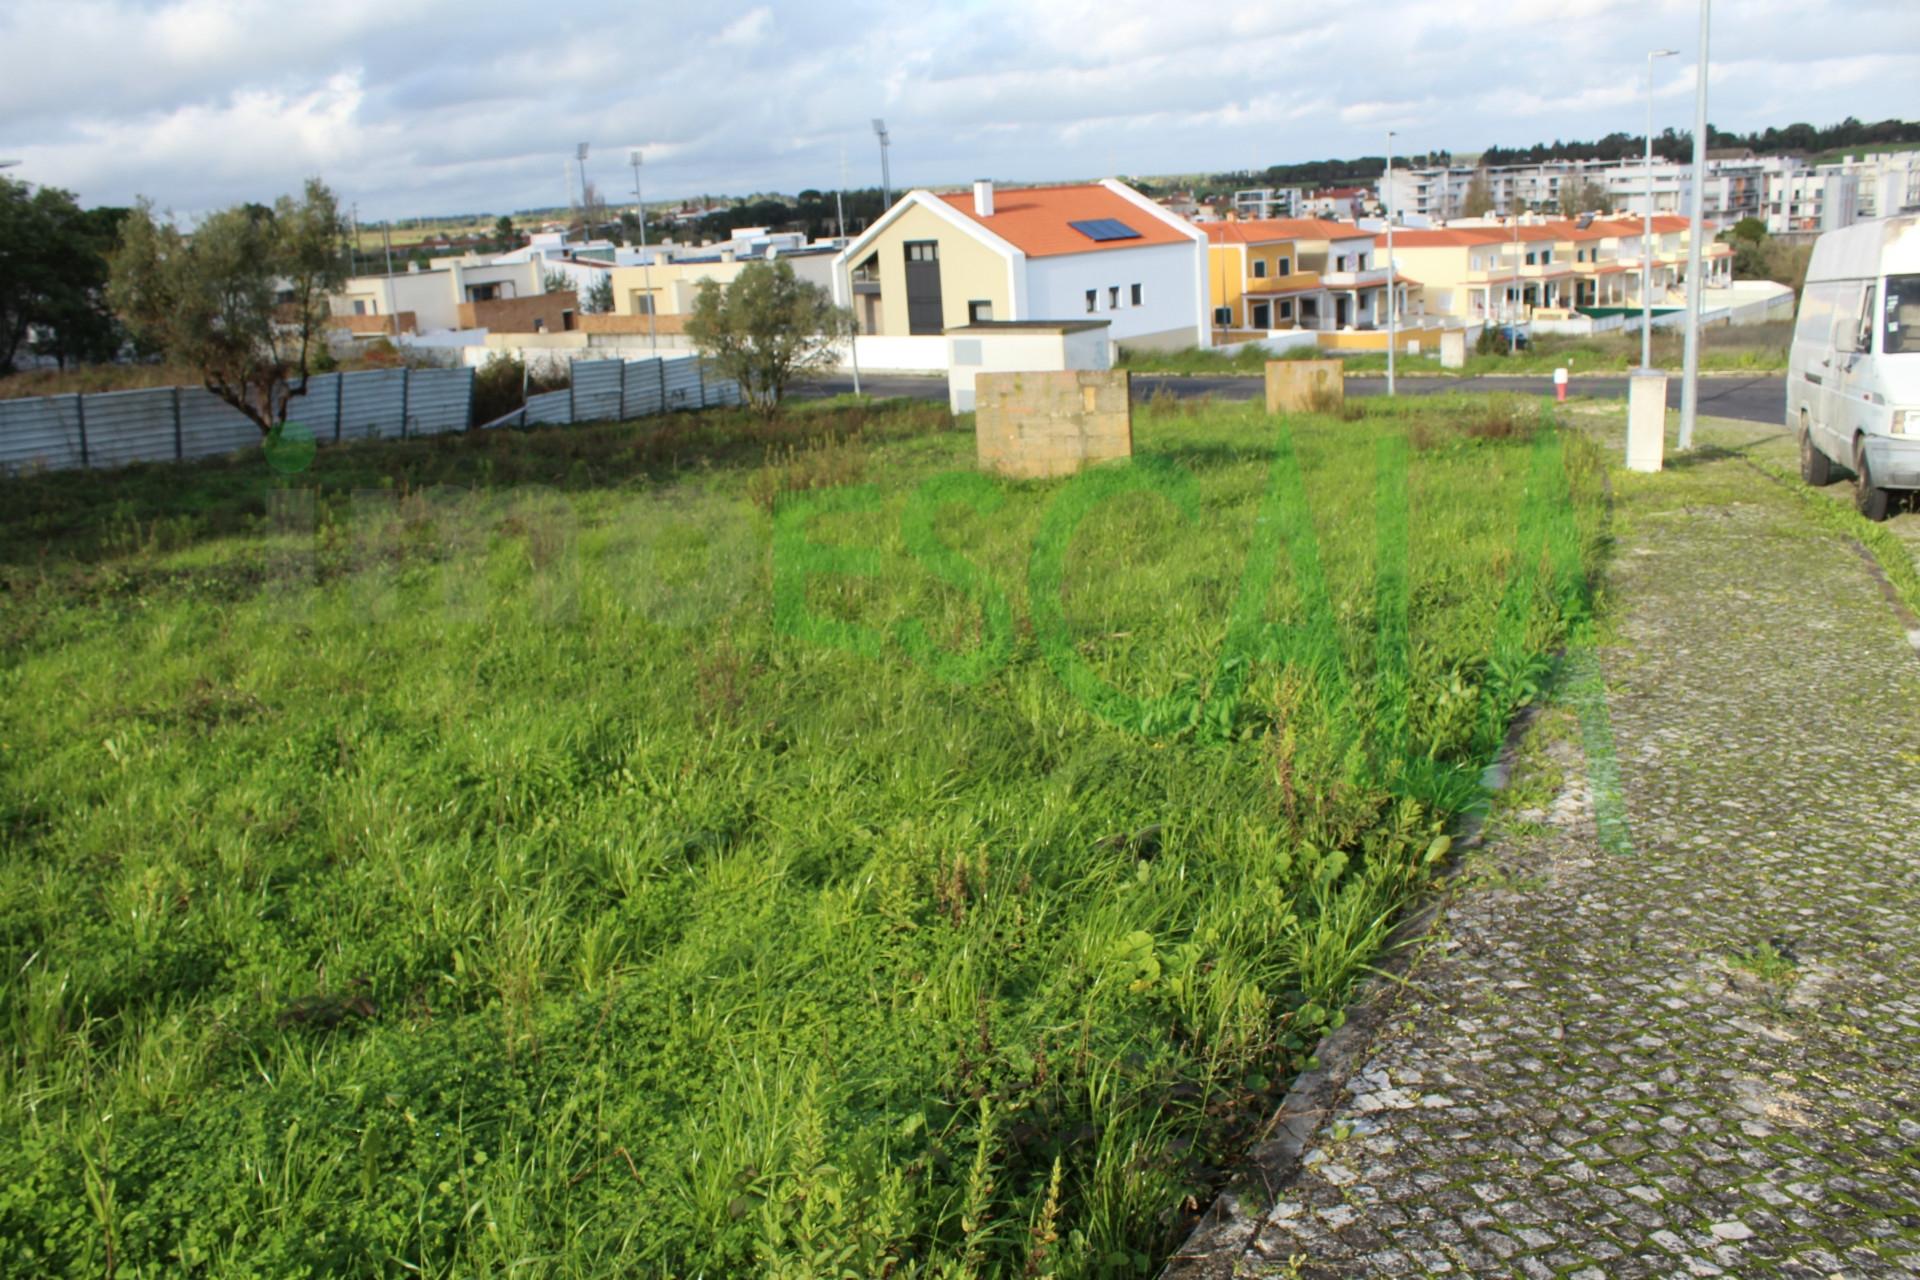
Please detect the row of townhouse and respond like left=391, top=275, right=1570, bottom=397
left=1202, top=218, right=1415, bottom=334
left=1383, top=215, right=1733, bottom=328
left=1380, top=151, right=1920, bottom=235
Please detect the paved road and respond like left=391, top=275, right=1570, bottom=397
left=1172, top=456, right=1920, bottom=1278
left=803, top=372, right=1789, bottom=427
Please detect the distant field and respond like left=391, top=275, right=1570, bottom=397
left=0, top=395, right=1603, bottom=1275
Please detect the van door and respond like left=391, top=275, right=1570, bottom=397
left=1827, top=281, right=1875, bottom=459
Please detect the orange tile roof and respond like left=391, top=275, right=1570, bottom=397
left=1204, top=217, right=1373, bottom=246
left=934, top=184, right=1192, bottom=257
left=1586, top=214, right=1699, bottom=237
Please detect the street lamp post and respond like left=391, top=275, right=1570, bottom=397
left=1385, top=129, right=1397, bottom=396
left=1678, top=2, right=1712, bottom=451
left=576, top=143, right=591, bottom=239
left=872, top=118, right=892, bottom=210
left=630, top=149, right=657, bottom=352
left=1642, top=48, right=1678, bottom=369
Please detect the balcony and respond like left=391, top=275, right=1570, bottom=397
left=1319, top=266, right=1391, bottom=289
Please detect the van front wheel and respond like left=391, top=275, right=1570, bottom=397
left=1801, top=427, right=1833, bottom=486
left=1854, top=446, right=1891, bottom=522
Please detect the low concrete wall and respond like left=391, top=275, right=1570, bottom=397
left=1214, top=331, right=1320, bottom=358
left=1114, top=325, right=1204, bottom=356
left=1265, top=360, right=1344, bottom=414
left=831, top=334, right=950, bottom=374
left=578, top=313, right=688, bottom=336
left=332, top=312, right=418, bottom=337
left=458, top=291, right=578, bottom=334
left=975, top=370, right=1132, bottom=479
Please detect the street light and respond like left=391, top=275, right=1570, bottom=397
left=1678, top=2, right=1712, bottom=450
left=576, top=142, right=591, bottom=238
left=1642, top=48, right=1678, bottom=369
left=872, top=118, right=892, bottom=210
left=630, top=149, right=657, bottom=351
left=1385, top=129, right=1397, bottom=396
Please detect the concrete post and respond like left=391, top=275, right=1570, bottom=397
left=1440, top=330, right=1467, bottom=370
left=1626, top=370, right=1668, bottom=472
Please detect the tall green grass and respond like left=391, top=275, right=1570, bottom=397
left=0, top=396, right=1603, bottom=1276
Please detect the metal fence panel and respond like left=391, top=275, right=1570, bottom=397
left=570, top=359, right=624, bottom=422
left=661, top=357, right=705, bottom=412
left=292, top=374, right=343, bottom=442
left=523, top=388, right=572, bottom=427
left=621, top=358, right=665, bottom=419
left=0, top=395, right=84, bottom=473
left=704, top=375, right=744, bottom=408
left=408, top=367, right=473, bottom=436
left=80, top=388, right=178, bottom=468
left=178, top=390, right=261, bottom=461
left=340, top=367, right=408, bottom=441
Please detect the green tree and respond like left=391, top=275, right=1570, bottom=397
left=0, top=180, right=127, bottom=375
left=493, top=214, right=518, bottom=252
left=1462, top=170, right=1495, bottom=217
left=1558, top=178, right=1611, bottom=217
left=108, top=178, right=347, bottom=434
left=542, top=268, right=572, bottom=294
left=685, top=260, right=851, bottom=417
left=583, top=274, right=614, bottom=314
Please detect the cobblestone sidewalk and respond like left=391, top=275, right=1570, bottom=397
left=1171, top=458, right=1920, bottom=1278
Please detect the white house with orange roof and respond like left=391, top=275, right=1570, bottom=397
left=830, top=179, right=1209, bottom=357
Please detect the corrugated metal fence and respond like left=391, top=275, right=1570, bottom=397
left=482, top=356, right=745, bottom=431
left=0, top=366, right=476, bottom=476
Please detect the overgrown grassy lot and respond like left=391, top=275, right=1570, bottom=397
left=1121, top=320, right=1792, bottom=378
left=0, top=395, right=1604, bottom=1277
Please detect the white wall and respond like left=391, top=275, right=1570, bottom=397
left=1021, top=241, right=1202, bottom=345
left=829, top=335, right=951, bottom=374
left=944, top=329, right=1113, bottom=413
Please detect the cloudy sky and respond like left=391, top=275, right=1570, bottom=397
left=3, top=0, right=1916, bottom=221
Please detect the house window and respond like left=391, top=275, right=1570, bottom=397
left=968, top=300, right=994, bottom=323
left=1086, top=289, right=1098, bottom=313
left=1130, top=283, right=1142, bottom=306
left=1109, top=286, right=1120, bottom=309
left=1278, top=257, right=1291, bottom=276
left=1213, top=306, right=1231, bottom=326
left=1253, top=259, right=1268, bottom=279
left=1357, top=253, right=1368, bottom=271
left=630, top=292, right=655, bottom=315
left=1279, top=299, right=1294, bottom=321
left=352, top=300, right=368, bottom=315
left=905, top=240, right=938, bottom=262
left=1526, top=251, right=1537, bottom=265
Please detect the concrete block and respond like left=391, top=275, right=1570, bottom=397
left=1626, top=371, right=1667, bottom=473
left=1265, top=360, right=1344, bottom=415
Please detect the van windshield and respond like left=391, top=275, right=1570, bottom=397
left=1888, top=274, right=1920, bottom=354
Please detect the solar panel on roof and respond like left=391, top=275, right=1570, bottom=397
left=1068, top=218, right=1143, bottom=242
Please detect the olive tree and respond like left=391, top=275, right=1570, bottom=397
left=108, top=179, right=346, bottom=435
left=684, top=260, right=851, bottom=417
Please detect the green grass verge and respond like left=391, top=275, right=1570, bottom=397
left=0, top=395, right=1604, bottom=1276
left=1757, top=461, right=1920, bottom=619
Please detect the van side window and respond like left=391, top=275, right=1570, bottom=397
left=1885, top=274, right=1918, bottom=355
left=1854, top=284, right=1876, bottom=355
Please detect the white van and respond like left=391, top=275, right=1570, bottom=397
left=1789, top=215, right=1920, bottom=520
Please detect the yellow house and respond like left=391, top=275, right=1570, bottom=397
left=605, top=249, right=838, bottom=320
left=830, top=179, right=1210, bottom=351
left=1204, top=218, right=1408, bottom=333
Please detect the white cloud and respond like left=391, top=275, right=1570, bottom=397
left=0, top=0, right=1912, bottom=217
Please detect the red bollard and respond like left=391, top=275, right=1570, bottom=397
left=1554, top=366, right=1569, bottom=404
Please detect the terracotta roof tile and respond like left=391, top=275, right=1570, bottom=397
left=1204, top=218, right=1373, bottom=246
left=934, top=184, right=1191, bottom=257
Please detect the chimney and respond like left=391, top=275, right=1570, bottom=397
left=973, top=179, right=994, bottom=218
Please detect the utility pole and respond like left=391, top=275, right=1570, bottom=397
left=382, top=220, right=394, bottom=276
left=1385, top=129, right=1397, bottom=396
left=836, top=142, right=849, bottom=239
left=630, top=149, right=657, bottom=351
left=872, top=118, right=892, bottom=209
left=1678, top=1, right=1712, bottom=451
left=349, top=202, right=361, bottom=277
left=576, top=143, right=590, bottom=241
left=1642, top=48, right=1678, bottom=368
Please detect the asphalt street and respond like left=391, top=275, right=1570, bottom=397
left=802, top=371, right=1789, bottom=427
